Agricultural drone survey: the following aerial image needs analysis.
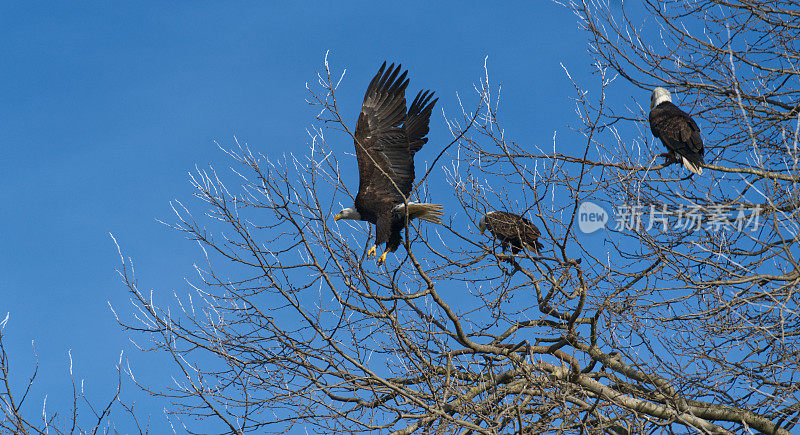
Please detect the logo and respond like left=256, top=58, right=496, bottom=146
left=578, top=201, right=608, bottom=233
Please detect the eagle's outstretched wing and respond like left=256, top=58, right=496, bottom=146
left=402, top=90, right=438, bottom=194
left=405, top=90, right=438, bottom=155
left=354, top=63, right=437, bottom=205
left=354, top=62, right=411, bottom=204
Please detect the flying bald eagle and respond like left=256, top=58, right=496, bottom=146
left=479, top=211, right=544, bottom=255
left=334, top=62, right=442, bottom=265
left=649, top=87, right=705, bottom=175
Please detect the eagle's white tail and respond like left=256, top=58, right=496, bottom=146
left=680, top=155, right=703, bottom=175
left=397, top=202, right=444, bottom=224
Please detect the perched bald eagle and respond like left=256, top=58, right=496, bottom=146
left=334, top=62, right=442, bottom=265
left=479, top=211, right=544, bottom=255
left=649, top=87, right=705, bottom=175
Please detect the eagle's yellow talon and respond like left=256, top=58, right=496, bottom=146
left=367, top=246, right=377, bottom=259
left=377, top=251, right=388, bottom=265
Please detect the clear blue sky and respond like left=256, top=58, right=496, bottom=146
left=1, top=2, right=601, bottom=431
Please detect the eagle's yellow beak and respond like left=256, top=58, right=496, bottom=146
left=334, top=212, right=342, bottom=222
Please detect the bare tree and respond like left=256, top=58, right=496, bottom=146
left=111, top=1, right=799, bottom=433
left=0, top=314, right=148, bottom=434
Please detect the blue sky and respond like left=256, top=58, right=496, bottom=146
left=0, top=2, right=602, bottom=431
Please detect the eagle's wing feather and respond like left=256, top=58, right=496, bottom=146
left=399, top=90, right=438, bottom=196
left=684, top=115, right=704, bottom=156
left=406, top=90, right=438, bottom=154
left=354, top=63, right=411, bottom=206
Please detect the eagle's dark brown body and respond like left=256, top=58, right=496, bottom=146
left=649, top=89, right=705, bottom=174
left=480, top=211, right=544, bottom=255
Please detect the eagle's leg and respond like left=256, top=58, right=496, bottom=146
left=377, top=251, right=389, bottom=265
left=659, top=151, right=679, bottom=165
left=367, top=245, right=377, bottom=259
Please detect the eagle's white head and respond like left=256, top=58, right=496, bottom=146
left=334, top=207, right=361, bottom=222
left=478, top=213, right=489, bottom=235
left=651, top=87, right=672, bottom=109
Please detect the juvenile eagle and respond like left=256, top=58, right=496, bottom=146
left=334, top=62, right=442, bottom=265
left=649, top=87, right=705, bottom=175
left=479, top=211, right=544, bottom=255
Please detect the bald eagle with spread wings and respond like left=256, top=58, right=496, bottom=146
left=334, top=62, right=442, bottom=265
left=479, top=211, right=544, bottom=255
left=649, top=87, right=705, bottom=175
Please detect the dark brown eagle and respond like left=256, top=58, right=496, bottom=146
left=334, top=62, right=442, bottom=265
left=479, top=211, right=544, bottom=255
left=649, top=87, right=705, bottom=174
